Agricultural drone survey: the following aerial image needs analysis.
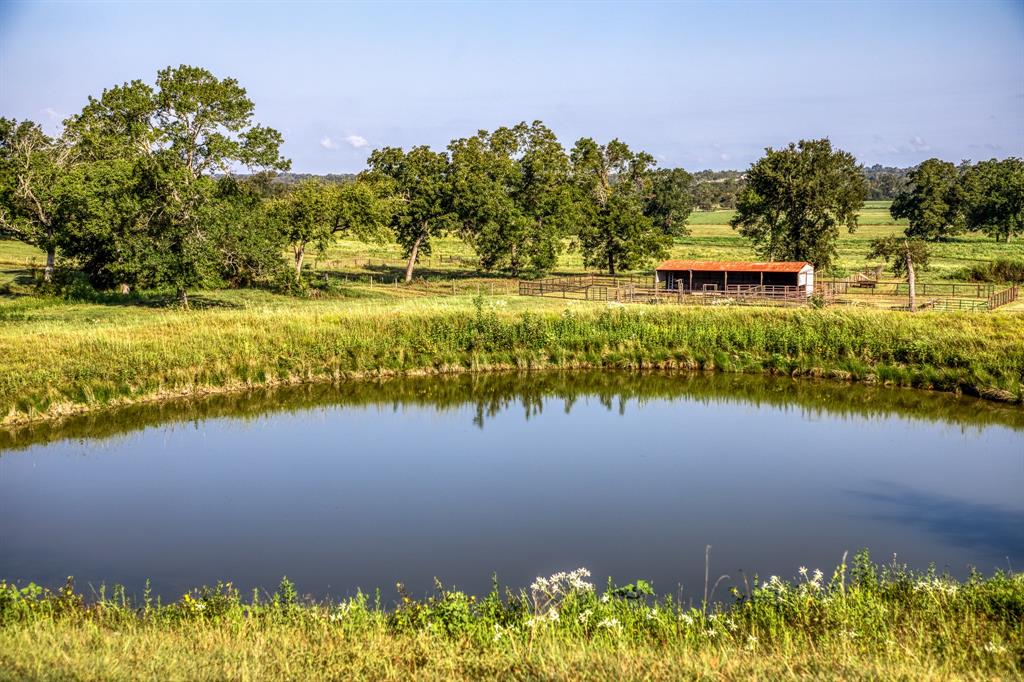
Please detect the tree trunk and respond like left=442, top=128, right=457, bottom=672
left=294, top=244, right=305, bottom=281
left=907, top=255, right=916, bottom=312
left=404, top=233, right=425, bottom=283
left=44, top=247, right=55, bottom=283
left=607, top=253, right=616, bottom=276
left=177, top=288, right=189, bottom=308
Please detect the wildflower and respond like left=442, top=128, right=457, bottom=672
left=680, top=613, right=694, bottom=626
left=600, top=594, right=610, bottom=604
left=799, top=566, right=808, bottom=577
left=646, top=608, right=657, bottom=620
left=547, top=609, right=560, bottom=622
left=812, top=569, right=824, bottom=583
left=984, top=640, right=1007, bottom=655
left=597, top=617, right=621, bottom=630
left=746, top=635, right=758, bottom=651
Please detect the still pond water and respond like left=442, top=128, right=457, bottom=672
left=2, top=372, right=1022, bottom=603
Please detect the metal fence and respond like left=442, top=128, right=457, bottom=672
left=519, top=276, right=813, bottom=307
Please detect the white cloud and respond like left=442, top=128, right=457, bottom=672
left=320, top=136, right=338, bottom=150
left=909, top=136, right=931, bottom=152
left=719, top=152, right=731, bottom=162
left=42, top=107, right=61, bottom=121
left=344, top=134, right=368, bottom=149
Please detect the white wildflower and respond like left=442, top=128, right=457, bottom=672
left=799, top=566, right=808, bottom=577
left=745, top=635, right=758, bottom=651
left=598, top=617, right=621, bottom=630
left=679, top=613, right=694, bottom=626
left=984, top=640, right=1007, bottom=655
left=646, top=608, right=657, bottom=620
left=600, top=594, right=610, bottom=603
left=578, top=609, right=592, bottom=625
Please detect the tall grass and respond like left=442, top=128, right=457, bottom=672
left=2, top=298, right=1022, bottom=424
left=1, top=552, right=1021, bottom=680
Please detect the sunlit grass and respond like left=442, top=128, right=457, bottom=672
left=0, top=552, right=1021, bottom=681
left=1, top=297, right=1021, bottom=424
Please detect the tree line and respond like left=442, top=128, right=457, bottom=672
left=1, top=65, right=1021, bottom=303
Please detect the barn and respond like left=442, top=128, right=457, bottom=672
left=654, top=260, right=815, bottom=296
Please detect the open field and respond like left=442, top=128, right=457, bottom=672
left=1, top=554, right=1021, bottom=681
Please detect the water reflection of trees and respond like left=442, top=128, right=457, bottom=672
left=2, top=371, right=1021, bottom=451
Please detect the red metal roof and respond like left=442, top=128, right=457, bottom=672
left=655, top=260, right=812, bottom=273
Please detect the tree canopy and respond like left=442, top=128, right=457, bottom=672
left=890, top=158, right=963, bottom=241
left=731, top=138, right=866, bottom=271
left=366, top=145, right=454, bottom=282
left=571, top=138, right=670, bottom=275
left=960, top=158, right=1024, bottom=243
left=57, top=65, right=292, bottom=302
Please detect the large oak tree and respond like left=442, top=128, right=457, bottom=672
left=571, top=138, right=670, bottom=275
left=890, top=158, right=963, bottom=241
left=731, top=138, right=866, bottom=271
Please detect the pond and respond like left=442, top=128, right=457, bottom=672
left=1, top=372, right=1022, bottom=603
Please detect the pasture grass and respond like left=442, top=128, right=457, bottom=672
left=1, top=295, right=1022, bottom=424
left=0, top=552, right=1021, bottom=681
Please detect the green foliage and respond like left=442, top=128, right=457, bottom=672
left=572, top=138, right=670, bottom=274
left=960, top=157, right=1024, bottom=243
left=0, top=118, right=73, bottom=278
left=366, top=145, right=455, bottom=281
left=868, top=236, right=931, bottom=279
left=609, top=580, right=655, bottom=600
left=890, top=158, right=964, bottom=241
left=450, top=121, right=575, bottom=276
left=645, top=168, right=694, bottom=237
left=273, top=177, right=393, bottom=280
left=731, top=138, right=867, bottom=270
left=957, top=257, right=1024, bottom=283
left=58, top=65, right=291, bottom=302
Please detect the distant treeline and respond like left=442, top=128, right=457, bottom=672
left=1, top=64, right=1020, bottom=301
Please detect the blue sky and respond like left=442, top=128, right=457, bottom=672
left=1, top=0, right=1022, bottom=173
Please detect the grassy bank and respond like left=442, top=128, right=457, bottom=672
left=2, top=296, right=1023, bottom=424
left=1, top=553, right=1021, bottom=681
left=3, top=370, right=1023, bottom=451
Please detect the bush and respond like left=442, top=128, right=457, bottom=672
left=956, top=258, right=1024, bottom=283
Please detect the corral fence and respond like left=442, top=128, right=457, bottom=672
left=819, top=279, right=999, bottom=299
left=519, top=275, right=815, bottom=307
left=987, top=285, right=1019, bottom=310
left=521, top=276, right=1020, bottom=311
left=822, top=278, right=1018, bottom=312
